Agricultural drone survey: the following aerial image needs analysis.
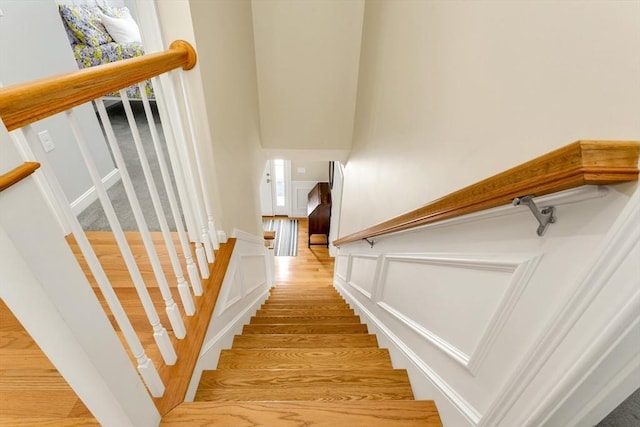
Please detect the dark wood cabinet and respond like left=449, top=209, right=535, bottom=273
left=307, top=182, right=331, bottom=247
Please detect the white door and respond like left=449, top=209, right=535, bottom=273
left=259, top=161, right=274, bottom=216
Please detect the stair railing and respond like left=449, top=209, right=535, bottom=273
left=0, top=41, right=216, bottom=401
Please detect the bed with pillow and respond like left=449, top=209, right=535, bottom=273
left=57, top=1, right=154, bottom=100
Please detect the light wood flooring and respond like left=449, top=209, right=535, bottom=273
left=1, top=218, right=441, bottom=426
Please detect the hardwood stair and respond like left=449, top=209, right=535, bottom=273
left=161, top=283, right=442, bottom=426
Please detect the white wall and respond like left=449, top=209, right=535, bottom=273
left=340, top=0, right=640, bottom=236
left=251, top=0, right=364, bottom=155
left=334, top=182, right=640, bottom=427
left=0, top=0, right=116, bottom=206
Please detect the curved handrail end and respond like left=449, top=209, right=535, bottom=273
left=170, top=40, right=197, bottom=71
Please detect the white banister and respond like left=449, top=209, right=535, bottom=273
left=137, top=84, right=196, bottom=315
left=94, top=98, right=188, bottom=338
left=172, top=70, right=216, bottom=262
left=177, top=70, right=220, bottom=251
left=18, top=125, right=165, bottom=398
left=151, top=74, right=207, bottom=288
left=66, top=109, right=177, bottom=365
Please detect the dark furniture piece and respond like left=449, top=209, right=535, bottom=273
left=307, top=182, right=331, bottom=248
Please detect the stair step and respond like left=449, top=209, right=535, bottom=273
left=262, top=302, right=351, bottom=309
left=195, top=369, right=414, bottom=401
left=161, top=400, right=442, bottom=426
left=255, top=308, right=355, bottom=317
left=242, top=324, right=369, bottom=334
left=232, top=334, right=378, bottom=348
left=262, top=299, right=349, bottom=308
left=217, top=349, right=392, bottom=369
left=250, top=316, right=361, bottom=324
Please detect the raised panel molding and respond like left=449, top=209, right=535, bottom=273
left=377, top=253, right=542, bottom=374
left=240, top=254, right=268, bottom=295
left=335, top=254, right=349, bottom=282
left=291, top=181, right=318, bottom=218
left=335, top=281, right=482, bottom=426
left=346, top=254, right=380, bottom=299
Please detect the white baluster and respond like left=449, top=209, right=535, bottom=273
left=66, top=109, right=177, bottom=365
left=19, top=125, right=165, bottom=397
left=174, top=70, right=217, bottom=260
left=137, top=85, right=196, bottom=314
left=95, top=98, right=187, bottom=336
left=149, top=75, right=207, bottom=290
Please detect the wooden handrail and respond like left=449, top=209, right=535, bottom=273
left=0, top=162, right=40, bottom=192
left=334, top=140, right=640, bottom=246
left=0, top=40, right=196, bottom=132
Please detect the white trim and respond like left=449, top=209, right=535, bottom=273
left=199, top=289, right=270, bottom=357
left=375, top=253, right=542, bottom=374
left=346, top=254, right=380, bottom=299
left=70, top=168, right=121, bottom=215
left=335, top=254, right=349, bottom=282
left=240, top=254, right=268, bottom=295
left=479, top=187, right=640, bottom=427
left=232, top=228, right=266, bottom=245
left=335, top=280, right=482, bottom=426
left=530, top=290, right=640, bottom=426
left=378, top=301, right=471, bottom=367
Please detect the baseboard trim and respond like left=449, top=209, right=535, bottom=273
left=70, top=168, right=121, bottom=215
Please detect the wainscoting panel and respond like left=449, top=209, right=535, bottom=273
left=378, top=255, right=517, bottom=358
left=335, top=254, right=349, bottom=282
left=334, top=185, right=640, bottom=427
left=347, top=254, right=379, bottom=298
left=291, top=181, right=318, bottom=218
left=240, top=254, right=268, bottom=295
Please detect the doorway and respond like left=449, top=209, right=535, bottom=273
left=260, top=159, right=291, bottom=217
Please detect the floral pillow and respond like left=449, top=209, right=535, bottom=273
left=59, top=5, right=112, bottom=47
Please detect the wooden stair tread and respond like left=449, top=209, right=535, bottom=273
left=260, top=302, right=351, bottom=311
left=242, top=324, right=369, bottom=334
left=161, top=400, right=442, bottom=426
left=217, top=348, right=392, bottom=369
left=256, top=309, right=354, bottom=316
left=198, top=368, right=411, bottom=387
left=232, top=334, right=378, bottom=348
left=250, top=316, right=361, bottom=324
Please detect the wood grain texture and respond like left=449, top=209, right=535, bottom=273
left=256, top=308, right=355, bottom=316
left=250, top=316, right=361, bottom=324
left=161, top=401, right=442, bottom=426
left=334, top=140, right=640, bottom=246
left=242, top=324, right=369, bottom=334
left=0, top=301, right=97, bottom=425
left=196, top=369, right=414, bottom=401
left=232, top=334, right=378, bottom=348
left=0, top=40, right=196, bottom=131
left=216, top=348, right=393, bottom=370
left=0, top=162, right=40, bottom=193
left=153, top=238, right=236, bottom=415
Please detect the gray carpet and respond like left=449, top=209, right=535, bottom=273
left=263, top=219, right=298, bottom=256
left=77, top=102, right=182, bottom=231
left=597, top=387, right=640, bottom=426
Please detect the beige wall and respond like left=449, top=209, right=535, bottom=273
left=252, top=0, right=364, bottom=152
left=339, top=0, right=640, bottom=236
left=156, top=0, right=263, bottom=236
left=291, top=160, right=328, bottom=182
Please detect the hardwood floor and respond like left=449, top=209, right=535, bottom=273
left=0, top=300, right=98, bottom=426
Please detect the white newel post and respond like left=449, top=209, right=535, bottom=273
left=0, top=126, right=160, bottom=426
